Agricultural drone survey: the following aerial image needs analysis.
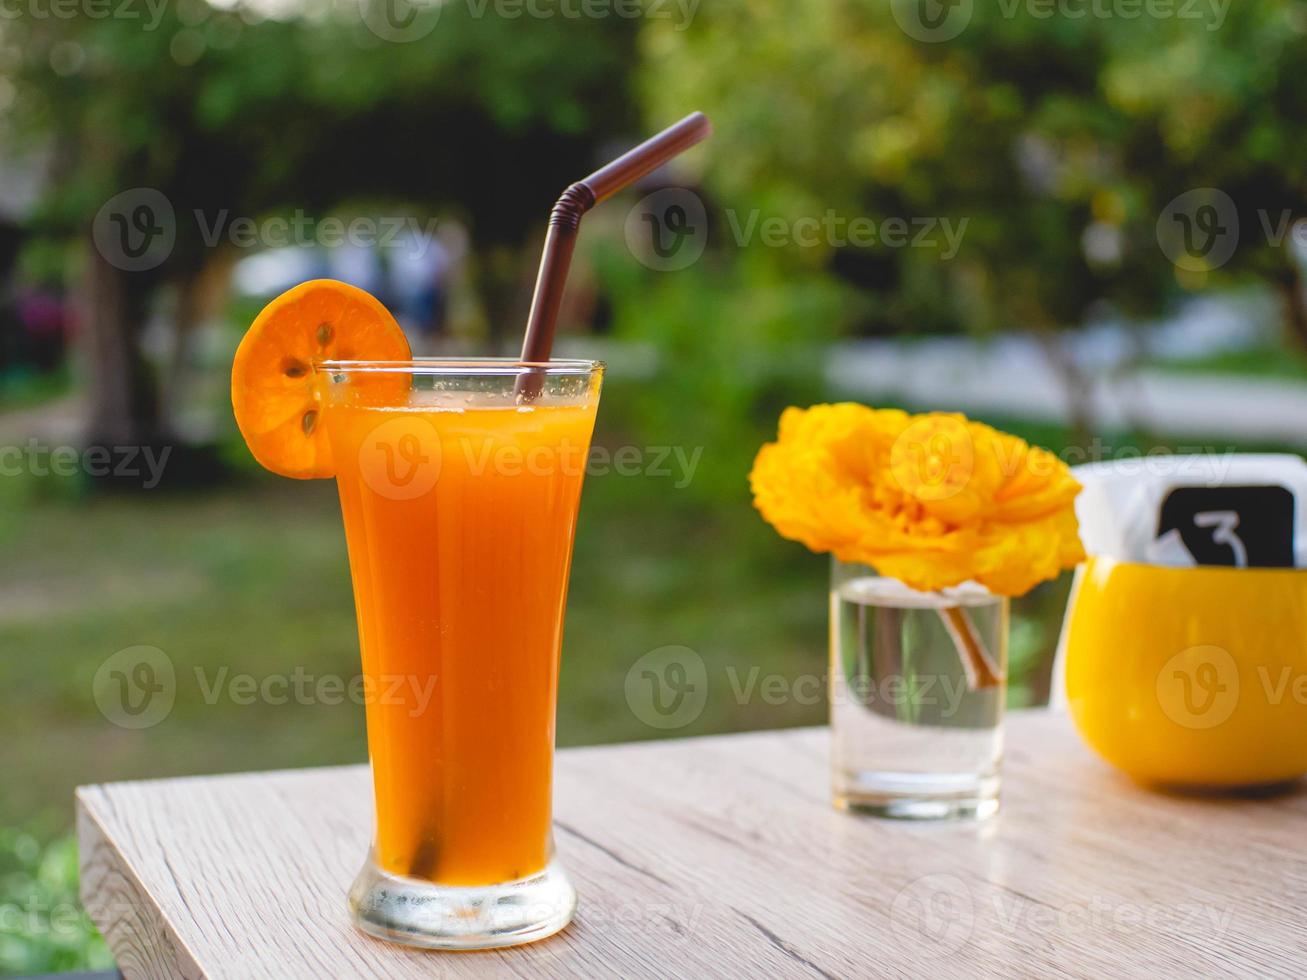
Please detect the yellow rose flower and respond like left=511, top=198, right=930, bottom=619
left=749, top=403, right=1086, bottom=596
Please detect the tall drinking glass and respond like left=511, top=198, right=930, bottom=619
left=318, top=358, right=602, bottom=950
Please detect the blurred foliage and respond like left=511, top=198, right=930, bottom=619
left=0, top=830, right=110, bottom=974
left=639, top=0, right=1307, bottom=343
left=3, top=1, right=639, bottom=254
left=587, top=240, right=851, bottom=504
left=0, top=0, right=645, bottom=443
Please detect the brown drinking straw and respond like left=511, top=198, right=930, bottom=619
left=516, top=112, right=712, bottom=397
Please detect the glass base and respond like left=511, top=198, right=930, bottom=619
left=833, top=769, right=1000, bottom=821
left=348, top=853, right=576, bottom=950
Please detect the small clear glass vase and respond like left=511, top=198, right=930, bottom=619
left=830, top=558, right=1008, bottom=820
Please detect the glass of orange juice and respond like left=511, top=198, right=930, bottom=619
left=318, top=358, right=602, bottom=950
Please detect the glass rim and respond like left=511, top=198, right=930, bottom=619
left=830, top=560, right=1003, bottom=606
left=316, top=357, right=604, bottom=376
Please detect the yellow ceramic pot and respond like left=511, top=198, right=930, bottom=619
left=1064, top=556, right=1307, bottom=787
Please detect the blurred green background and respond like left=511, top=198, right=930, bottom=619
left=3, top=0, right=1307, bottom=972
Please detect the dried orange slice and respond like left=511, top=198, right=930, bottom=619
left=231, top=279, right=410, bottom=478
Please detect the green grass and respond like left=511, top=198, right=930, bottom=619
left=0, top=462, right=829, bottom=830
left=1147, top=344, right=1307, bottom=382
left=0, top=366, right=70, bottom=413
left=0, top=831, right=112, bottom=975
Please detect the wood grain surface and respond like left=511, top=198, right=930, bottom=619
left=77, top=711, right=1307, bottom=978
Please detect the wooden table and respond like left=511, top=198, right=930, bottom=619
left=77, top=711, right=1305, bottom=978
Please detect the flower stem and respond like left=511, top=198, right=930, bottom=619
left=938, top=605, right=1003, bottom=690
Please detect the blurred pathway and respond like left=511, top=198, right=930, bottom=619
left=0, top=392, right=84, bottom=446
left=826, top=337, right=1307, bottom=446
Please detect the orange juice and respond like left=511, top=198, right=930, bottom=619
left=324, top=375, right=599, bottom=886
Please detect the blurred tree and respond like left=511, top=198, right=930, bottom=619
left=1, top=1, right=636, bottom=454
left=638, top=0, right=1307, bottom=428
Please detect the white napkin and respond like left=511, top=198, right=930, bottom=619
left=1072, top=454, right=1307, bottom=568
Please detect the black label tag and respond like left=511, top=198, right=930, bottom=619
left=1156, top=485, right=1295, bottom=568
